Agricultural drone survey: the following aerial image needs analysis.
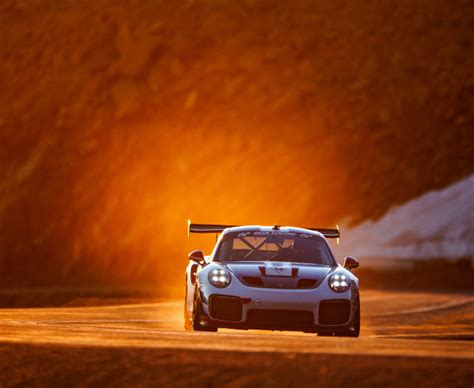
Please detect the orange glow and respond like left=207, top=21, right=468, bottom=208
left=0, top=1, right=471, bottom=294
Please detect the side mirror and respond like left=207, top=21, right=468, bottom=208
left=343, top=256, right=359, bottom=270
left=188, top=250, right=205, bottom=263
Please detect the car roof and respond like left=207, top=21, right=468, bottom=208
left=222, top=225, right=326, bottom=238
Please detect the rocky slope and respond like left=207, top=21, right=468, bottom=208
left=0, top=0, right=473, bottom=287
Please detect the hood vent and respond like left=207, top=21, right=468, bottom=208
left=241, top=276, right=319, bottom=289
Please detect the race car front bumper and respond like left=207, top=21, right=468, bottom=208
left=197, top=281, right=359, bottom=332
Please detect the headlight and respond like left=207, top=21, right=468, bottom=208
left=328, top=272, right=350, bottom=292
left=208, top=268, right=231, bottom=288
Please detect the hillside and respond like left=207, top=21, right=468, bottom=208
left=0, top=0, right=473, bottom=288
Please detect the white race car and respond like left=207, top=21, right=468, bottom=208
left=184, top=222, right=360, bottom=337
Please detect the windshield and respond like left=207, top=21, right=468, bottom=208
left=214, top=231, right=336, bottom=266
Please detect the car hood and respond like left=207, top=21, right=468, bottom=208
left=222, top=261, right=333, bottom=289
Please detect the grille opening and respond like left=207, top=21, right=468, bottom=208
left=319, top=300, right=350, bottom=325
left=297, top=279, right=317, bottom=288
left=247, top=309, right=314, bottom=328
left=209, top=295, right=242, bottom=321
left=242, top=276, right=264, bottom=287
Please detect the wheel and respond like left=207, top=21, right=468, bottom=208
left=318, top=300, right=360, bottom=338
left=351, top=301, right=361, bottom=337
left=335, top=300, right=360, bottom=337
left=183, top=277, right=193, bottom=331
left=183, top=291, right=192, bottom=331
left=192, top=289, right=217, bottom=332
left=184, top=309, right=192, bottom=331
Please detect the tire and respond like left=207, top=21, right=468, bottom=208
left=351, top=301, right=361, bottom=337
left=336, top=300, right=360, bottom=337
left=192, top=289, right=217, bottom=332
left=318, top=300, right=360, bottom=338
left=317, top=332, right=334, bottom=337
left=184, top=310, right=192, bottom=330
left=183, top=292, right=192, bottom=331
left=183, top=278, right=193, bottom=331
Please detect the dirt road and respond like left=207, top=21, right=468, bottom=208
left=0, top=290, right=473, bottom=387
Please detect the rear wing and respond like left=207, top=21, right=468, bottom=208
left=187, top=220, right=340, bottom=239
left=306, top=227, right=340, bottom=239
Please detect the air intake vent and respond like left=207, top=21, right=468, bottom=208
left=242, top=276, right=264, bottom=287
left=209, top=295, right=242, bottom=321
left=319, top=300, right=350, bottom=325
left=297, top=279, right=318, bottom=288
left=246, top=309, right=314, bottom=329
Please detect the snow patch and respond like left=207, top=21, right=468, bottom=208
left=333, top=175, right=474, bottom=266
